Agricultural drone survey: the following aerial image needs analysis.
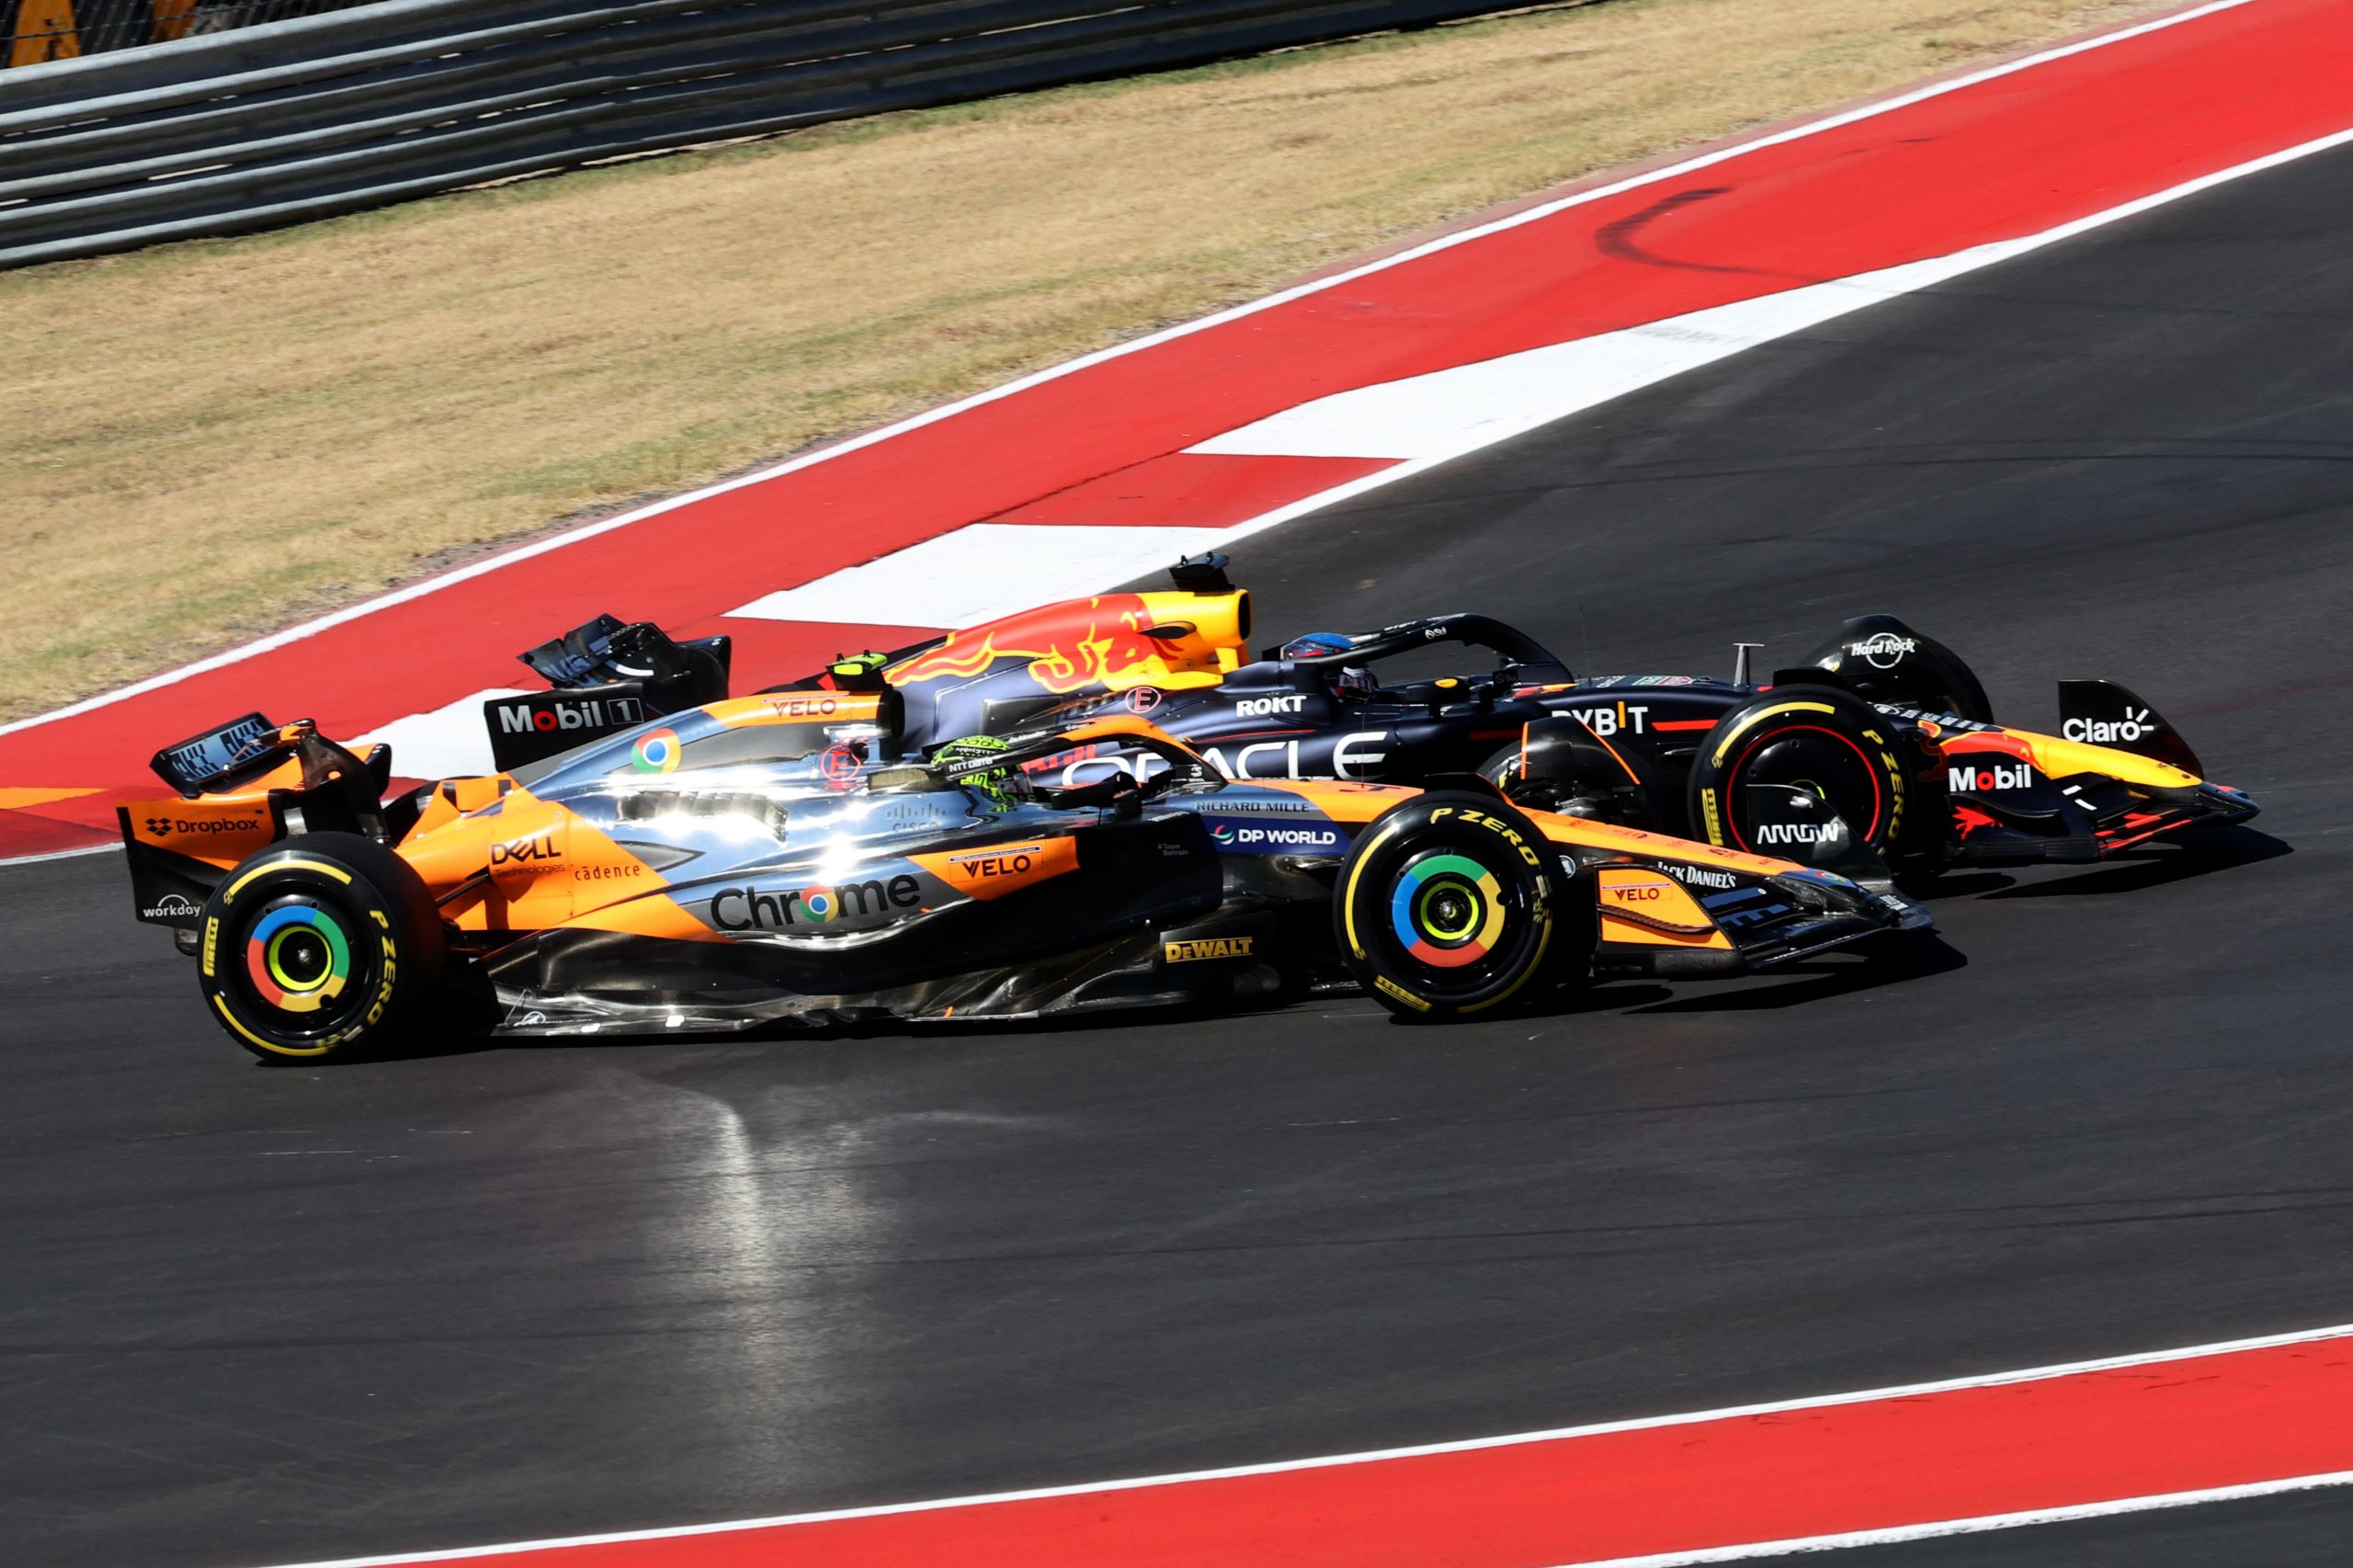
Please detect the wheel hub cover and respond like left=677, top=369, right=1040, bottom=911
left=1390, top=854, right=1506, bottom=969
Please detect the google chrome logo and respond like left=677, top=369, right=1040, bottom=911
left=631, top=728, right=682, bottom=774
left=798, top=885, right=837, bottom=924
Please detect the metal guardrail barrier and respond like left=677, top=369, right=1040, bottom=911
left=0, top=0, right=1564, bottom=268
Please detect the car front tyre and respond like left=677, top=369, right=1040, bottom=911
left=1336, top=792, right=1580, bottom=1022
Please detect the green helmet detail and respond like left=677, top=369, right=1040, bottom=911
left=934, top=733, right=1017, bottom=806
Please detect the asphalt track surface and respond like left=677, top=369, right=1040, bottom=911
left=8, top=127, right=2353, bottom=1568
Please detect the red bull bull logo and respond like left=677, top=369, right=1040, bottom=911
left=888, top=595, right=1172, bottom=695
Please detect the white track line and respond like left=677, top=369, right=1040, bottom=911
left=1188, top=242, right=2037, bottom=461
left=0, top=0, right=2256, bottom=745
left=0, top=840, right=119, bottom=865
left=1562, top=1471, right=2353, bottom=1566
left=261, top=1317, right=2353, bottom=1566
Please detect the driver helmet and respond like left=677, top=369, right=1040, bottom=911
left=1279, top=632, right=1375, bottom=697
left=932, top=733, right=1018, bottom=808
left=1279, top=631, right=1353, bottom=659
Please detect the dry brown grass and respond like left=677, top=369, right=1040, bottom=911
left=0, top=0, right=2168, bottom=722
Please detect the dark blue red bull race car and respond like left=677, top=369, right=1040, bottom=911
left=496, top=555, right=2256, bottom=881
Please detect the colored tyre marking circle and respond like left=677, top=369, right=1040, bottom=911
left=1388, top=854, right=1506, bottom=970
left=244, top=903, right=352, bottom=1014
left=632, top=728, right=683, bottom=774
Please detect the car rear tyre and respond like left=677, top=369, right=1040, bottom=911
left=1336, top=792, right=1581, bottom=1021
left=197, top=833, right=446, bottom=1062
left=1688, top=687, right=1913, bottom=860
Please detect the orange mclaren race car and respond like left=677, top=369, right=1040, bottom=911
left=119, top=700, right=1927, bottom=1061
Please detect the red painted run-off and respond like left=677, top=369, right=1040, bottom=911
left=11, top=0, right=2353, bottom=858
left=316, top=1334, right=2353, bottom=1567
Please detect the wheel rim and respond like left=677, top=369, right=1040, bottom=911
left=1389, top=852, right=1506, bottom=971
left=241, top=897, right=356, bottom=1019
left=1727, top=724, right=1885, bottom=847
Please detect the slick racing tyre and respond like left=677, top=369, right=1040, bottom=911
left=1688, top=686, right=1912, bottom=860
left=197, top=833, right=446, bottom=1062
left=1336, top=792, right=1581, bottom=1022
